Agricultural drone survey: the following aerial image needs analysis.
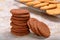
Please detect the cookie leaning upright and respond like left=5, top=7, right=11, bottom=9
left=27, top=18, right=50, bottom=38
left=10, top=9, right=30, bottom=36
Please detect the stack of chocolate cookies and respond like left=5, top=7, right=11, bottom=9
left=10, top=9, right=30, bottom=36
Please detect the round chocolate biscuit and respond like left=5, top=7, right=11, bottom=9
left=10, top=22, right=29, bottom=29
left=27, top=18, right=41, bottom=36
left=27, top=21, right=38, bottom=35
left=12, top=13, right=30, bottom=18
left=27, top=18, right=50, bottom=38
left=37, top=21, right=50, bottom=38
left=11, top=18, right=27, bottom=23
left=10, top=22, right=27, bottom=27
left=11, top=19, right=27, bottom=26
left=11, top=16, right=30, bottom=21
left=11, top=30, right=30, bottom=36
left=10, top=9, right=29, bottom=15
left=11, top=28, right=29, bottom=33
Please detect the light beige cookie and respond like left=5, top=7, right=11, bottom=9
left=46, top=8, right=60, bottom=15
left=57, top=4, right=60, bottom=8
left=40, top=4, right=57, bottom=10
left=49, top=1, right=59, bottom=4
left=33, top=3, right=49, bottom=8
left=26, top=1, right=41, bottom=6
left=20, top=0, right=33, bottom=3
left=38, top=0, right=50, bottom=2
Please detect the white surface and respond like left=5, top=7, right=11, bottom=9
left=0, top=0, right=60, bottom=40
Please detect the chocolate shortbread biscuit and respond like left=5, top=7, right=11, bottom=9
left=11, top=27, right=29, bottom=33
left=11, top=30, right=30, bottom=36
left=11, top=16, right=30, bottom=21
left=10, top=22, right=28, bottom=29
left=11, top=18, right=27, bottom=23
left=10, top=9, right=29, bottom=15
left=27, top=18, right=41, bottom=36
left=27, top=18, right=50, bottom=38
left=27, top=20, right=39, bottom=35
left=11, top=22, right=27, bottom=26
left=12, top=13, right=30, bottom=18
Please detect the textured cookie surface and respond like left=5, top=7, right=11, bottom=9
left=40, top=4, right=57, bottom=10
left=10, top=9, right=29, bottom=15
left=27, top=18, right=50, bottom=38
left=20, top=0, right=33, bottom=3
left=11, top=16, right=30, bottom=21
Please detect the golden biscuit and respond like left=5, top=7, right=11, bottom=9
left=40, top=4, right=57, bottom=10
left=57, top=4, right=60, bottom=8
left=20, top=0, right=33, bottom=3
left=49, top=1, right=59, bottom=4
left=26, top=1, right=41, bottom=6
left=46, top=8, right=60, bottom=15
left=38, top=0, right=50, bottom=2
left=33, top=3, right=49, bottom=8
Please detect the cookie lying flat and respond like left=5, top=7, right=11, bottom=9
left=46, top=8, right=60, bottom=15
left=26, top=1, right=41, bottom=6
left=10, top=22, right=28, bottom=29
left=11, top=16, right=29, bottom=21
left=33, top=3, right=49, bottom=8
left=57, top=4, right=60, bottom=8
left=49, top=1, right=59, bottom=4
left=10, top=9, right=29, bottom=15
left=20, top=0, right=33, bottom=3
left=11, top=27, right=29, bottom=32
left=40, top=4, right=57, bottom=10
left=38, top=0, right=50, bottom=2
left=11, top=30, right=30, bottom=36
left=27, top=18, right=50, bottom=38
left=12, top=13, right=30, bottom=18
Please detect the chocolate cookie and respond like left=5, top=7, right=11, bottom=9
left=10, top=9, right=29, bottom=15
left=10, top=23, right=29, bottom=29
left=11, top=22, right=27, bottom=26
left=11, top=16, right=30, bottom=21
left=11, top=27, right=29, bottom=33
left=12, top=13, right=30, bottom=18
left=11, top=30, right=30, bottom=36
left=27, top=18, right=50, bottom=38
left=27, top=18, right=41, bottom=36
left=11, top=18, right=27, bottom=23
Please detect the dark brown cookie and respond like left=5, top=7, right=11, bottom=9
left=27, top=18, right=41, bottom=36
left=11, top=18, right=27, bottom=23
left=10, top=22, right=29, bottom=29
left=10, top=9, right=29, bottom=15
left=37, top=21, right=50, bottom=38
left=10, top=22, right=27, bottom=27
left=11, top=16, right=30, bottom=21
left=12, top=13, right=30, bottom=18
left=11, top=30, right=30, bottom=36
left=27, top=18, right=50, bottom=38
left=11, top=27, right=29, bottom=33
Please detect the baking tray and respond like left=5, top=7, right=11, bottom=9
left=15, top=0, right=60, bottom=17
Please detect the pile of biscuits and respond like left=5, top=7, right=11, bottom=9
left=10, top=9, right=50, bottom=38
left=10, top=9, right=30, bottom=36
left=19, top=0, right=60, bottom=15
left=27, top=18, right=50, bottom=38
